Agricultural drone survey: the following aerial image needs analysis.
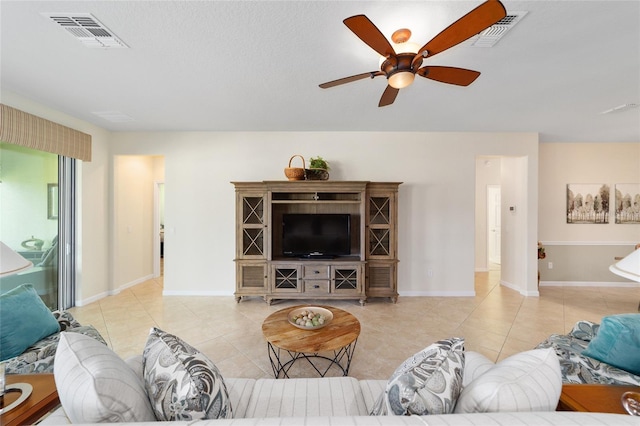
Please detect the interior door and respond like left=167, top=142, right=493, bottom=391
left=487, top=185, right=501, bottom=265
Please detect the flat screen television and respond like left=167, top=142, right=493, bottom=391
left=282, top=213, right=351, bottom=258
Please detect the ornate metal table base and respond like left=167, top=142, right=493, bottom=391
left=267, top=339, right=358, bottom=379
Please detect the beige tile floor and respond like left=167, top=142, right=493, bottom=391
left=68, top=267, right=640, bottom=380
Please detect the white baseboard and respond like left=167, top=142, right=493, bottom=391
left=500, top=279, right=518, bottom=292
left=76, top=287, right=120, bottom=306
left=500, top=280, right=540, bottom=297
left=75, top=274, right=154, bottom=306
left=84, top=279, right=634, bottom=306
left=540, top=280, right=639, bottom=287
left=162, top=290, right=234, bottom=296
left=75, top=291, right=110, bottom=306
left=399, top=290, right=476, bottom=297
left=164, top=290, right=479, bottom=297
left=541, top=241, right=638, bottom=246
left=120, top=274, right=154, bottom=291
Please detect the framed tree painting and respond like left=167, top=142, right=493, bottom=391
left=566, top=184, right=609, bottom=224
left=615, top=183, right=640, bottom=224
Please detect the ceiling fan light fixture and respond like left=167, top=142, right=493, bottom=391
left=378, top=41, right=420, bottom=66
left=323, top=1, right=508, bottom=106
left=392, top=41, right=420, bottom=54
left=388, top=71, right=415, bottom=89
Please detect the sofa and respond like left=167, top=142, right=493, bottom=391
left=535, top=317, right=640, bottom=386
left=1, top=310, right=106, bottom=374
left=42, top=412, right=639, bottom=425
left=40, top=330, right=638, bottom=425
left=0, top=284, right=107, bottom=374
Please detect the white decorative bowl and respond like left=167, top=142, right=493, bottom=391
left=288, top=306, right=333, bottom=330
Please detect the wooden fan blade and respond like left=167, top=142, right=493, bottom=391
left=417, top=0, right=506, bottom=58
left=344, top=15, right=396, bottom=58
left=379, top=85, right=399, bottom=107
left=319, top=71, right=382, bottom=88
left=417, top=66, right=481, bottom=86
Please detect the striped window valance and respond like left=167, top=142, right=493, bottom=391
left=0, top=104, right=92, bottom=161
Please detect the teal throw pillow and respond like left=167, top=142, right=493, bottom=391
left=582, top=314, right=640, bottom=376
left=0, top=284, right=60, bottom=361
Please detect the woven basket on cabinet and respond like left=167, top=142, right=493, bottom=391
left=284, top=155, right=306, bottom=181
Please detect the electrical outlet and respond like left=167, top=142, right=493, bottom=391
left=427, top=268, right=434, bottom=277
left=548, top=262, right=553, bottom=269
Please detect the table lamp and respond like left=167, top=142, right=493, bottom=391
left=609, top=246, right=640, bottom=283
left=0, top=241, right=34, bottom=414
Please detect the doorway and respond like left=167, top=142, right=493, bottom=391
left=475, top=157, right=502, bottom=274
left=476, top=155, right=534, bottom=295
left=487, top=185, right=501, bottom=267
left=153, top=181, right=165, bottom=278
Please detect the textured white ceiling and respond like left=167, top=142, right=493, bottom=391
left=1, top=1, right=639, bottom=142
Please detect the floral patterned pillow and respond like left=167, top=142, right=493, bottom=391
left=370, top=337, right=465, bottom=416
left=569, top=320, right=599, bottom=342
left=142, top=327, right=233, bottom=421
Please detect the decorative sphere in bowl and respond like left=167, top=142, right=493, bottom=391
left=288, top=306, right=333, bottom=330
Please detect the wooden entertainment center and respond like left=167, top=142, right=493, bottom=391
left=232, top=181, right=401, bottom=305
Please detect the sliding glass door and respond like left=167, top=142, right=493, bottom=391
left=0, top=143, right=75, bottom=310
left=57, top=156, right=76, bottom=309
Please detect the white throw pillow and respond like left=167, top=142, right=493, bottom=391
left=462, top=351, right=495, bottom=387
left=142, top=327, right=233, bottom=421
left=54, top=332, right=156, bottom=423
left=454, top=347, right=562, bottom=413
left=370, top=337, right=465, bottom=416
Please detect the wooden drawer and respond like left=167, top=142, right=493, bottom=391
left=303, top=280, right=330, bottom=294
left=302, top=265, right=330, bottom=279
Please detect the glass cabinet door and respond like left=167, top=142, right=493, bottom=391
left=239, top=194, right=266, bottom=258
left=272, top=265, right=300, bottom=293
left=332, top=265, right=361, bottom=293
left=368, top=196, right=393, bottom=258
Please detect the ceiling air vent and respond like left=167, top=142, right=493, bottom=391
left=466, top=11, right=528, bottom=47
left=600, top=104, right=639, bottom=114
left=91, top=111, right=135, bottom=123
left=42, top=13, right=128, bottom=48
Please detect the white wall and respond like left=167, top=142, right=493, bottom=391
left=500, top=156, right=538, bottom=295
left=109, top=131, right=539, bottom=299
left=538, top=143, right=640, bottom=285
left=113, top=156, right=157, bottom=290
left=3, top=92, right=540, bottom=302
left=539, top=143, right=640, bottom=242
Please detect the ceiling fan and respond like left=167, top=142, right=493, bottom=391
left=319, top=0, right=507, bottom=107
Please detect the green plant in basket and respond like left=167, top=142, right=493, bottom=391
left=306, top=156, right=330, bottom=180
left=309, top=156, right=330, bottom=170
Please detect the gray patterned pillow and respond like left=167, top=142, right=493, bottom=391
left=370, top=337, right=465, bottom=416
left=142, top=327, right=233, bottom=421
